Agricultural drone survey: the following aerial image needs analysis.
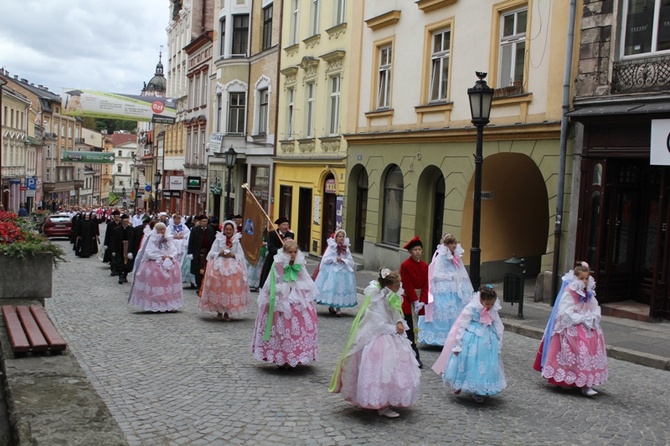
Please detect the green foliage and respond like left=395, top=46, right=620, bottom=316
left=94, top=118, right=137, bottom=134
left=0, top=232, right=66, bottom=265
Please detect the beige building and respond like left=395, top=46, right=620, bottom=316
left=207, top=0, right=279, bottom=221
left=344, top=0, right=578, bottom=280
left=1, top=85, right=31, bottom=212
left=275, top=0, right=364, bottom=255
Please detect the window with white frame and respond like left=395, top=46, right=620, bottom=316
left=232, top=15, right=249, bottom=56
left=291, top=0, right=300, bottom=45
left=498, top=8, right=527, bottom=88
left=328, top=75, right=341, bottom=135
left=228, top=92, right=246, bottom=134
left=334, top=0, right=345, bottom=26
left=377, top=45, right=392, bottom=109
left=262, top=4, right=273, bottom=51
left=623, top=0, right=670, bottom=56
left=219, top=17, right=226, bottom=56
left=310, top=0, right=321, bottom=36
left=287, top=87, right=295, bottom=138
left=306, top=82, right=315, bottom=137
left=117, top=164, right=122, bottom=173
left=382, top=165, right=403, bottom=246
left=430, top=28, right=451, bottom=102
left=200, top=73, right=208, bottom=107
left=258, top=89, right=269, bottom=135
left=216, top=93, right=222, bottom=132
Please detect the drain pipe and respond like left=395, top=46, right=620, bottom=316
left=551, top=0, right=577, bottom=304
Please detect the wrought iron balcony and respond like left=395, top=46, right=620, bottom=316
left=612, top=55, right=670, bottom=94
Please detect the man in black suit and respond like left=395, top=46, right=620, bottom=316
left=103, top=210, right=122, bottom=272
left=259, top=217, right=295, bottom=288
left=109, top=214, right=135, bottom=284
left=187, top=215, right=217, bottom=289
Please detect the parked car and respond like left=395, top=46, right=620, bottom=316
left=42, top=214, right=72, bottom=238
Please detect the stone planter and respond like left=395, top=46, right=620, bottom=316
left=0, top=253, right=53, bottom=300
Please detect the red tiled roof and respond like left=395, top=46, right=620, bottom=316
left=110, top=133, right=137, bottom=146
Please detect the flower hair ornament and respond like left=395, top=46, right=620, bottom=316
left=380, top=268, right=391, bottom=279
left=581, top=261, right=589, bottom=270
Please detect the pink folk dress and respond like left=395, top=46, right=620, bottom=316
left=198, top=231, right=252, bottom=316
left=330, top=281, right=421, bottom=410
left=252, top=249, right=319, bottom=367
left=128, top=231, right=184, bottom=312
left=535, top=277, right=609, bottom=388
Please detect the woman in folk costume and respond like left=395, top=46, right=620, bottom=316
left=166, top=213, right=194, bottom=288
left=314, top=229, right=357, bottom=316
left=418, top=234, right=474, bottom=346
left=128, top=222, right=183, bottom=312
left=252, top=239, right=319, bottom=367
left=330, top=269, right=420, bottom=418
left=432, top=285, right=506, bottom=403
left=533, top=262, right=608, bottom=397
left=199, top=220, right=252, bottom=321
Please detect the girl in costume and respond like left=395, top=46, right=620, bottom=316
left=418, top=234, right=474, bottom=346
left=330, top=269, right=421, bottom=418
left=128, top=222, right=183, bottom=312
left=314, top=229, right=357, bottom=316
left=252, top=239, right=319, bottom=367
left=199, top=220, right=252, bottom=321
left=533, top=262, right=608, bottom=397
left=432, top=285, right=506, bottom=403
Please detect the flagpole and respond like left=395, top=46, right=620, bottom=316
left=241, top=183, right=284, bottom=245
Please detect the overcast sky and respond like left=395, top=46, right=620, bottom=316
left=0, top=0, right=170, bottom=96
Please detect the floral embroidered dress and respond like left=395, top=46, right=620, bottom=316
left=533, top=274, right=608, bottom=388
left=199, top=229, right=252, bottom=316
left=432, top=294, right=506, bottom=396
left=252, top=249, right=319, bottom=366
left=418, top=243, right=474, bottom=346
left=128, top=231, right=183, bottom=312
left=314, top=232, right=358, bottom=308
left=167, top=221, right=193, bottom=285
left=329, top=281, right=421, bottom=409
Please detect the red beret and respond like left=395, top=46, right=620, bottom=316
left=403, top=236, right=422, bottom=250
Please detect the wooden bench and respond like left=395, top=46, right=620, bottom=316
left=2, top=305, right=67, bottom=355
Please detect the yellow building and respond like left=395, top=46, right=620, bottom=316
left=275, top=0, right=363, bottom=255
left=343, top=0, right=579, bottom=281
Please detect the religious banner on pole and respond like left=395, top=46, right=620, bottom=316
left=241, top=188, right=266, bottom=266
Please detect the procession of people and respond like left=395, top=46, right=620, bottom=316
left=55, top=198, right=608, bottom=419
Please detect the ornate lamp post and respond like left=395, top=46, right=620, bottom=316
left=133, top=179, right=140, bottom=210
left=154, top=170, right=163, bottom=214
left=467, top=71, right=494, bottom=290
left=224, top=146, right=237, bottom=219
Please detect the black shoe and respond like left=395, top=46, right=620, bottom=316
left=417, top=359, right=423, bottom=369
left=122, top=276, right=128, bottom=283
left=110, top=272, right=117, bottom=276
left=118, top=277, right=124, bottom=284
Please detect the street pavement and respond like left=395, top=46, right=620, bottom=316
left=47, top=240, right=670, bottom=445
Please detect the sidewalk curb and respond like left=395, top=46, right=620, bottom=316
left=501, top=316, right=670, bottom=372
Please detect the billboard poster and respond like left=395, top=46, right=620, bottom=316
left=62, top=88, right=176, bottom=123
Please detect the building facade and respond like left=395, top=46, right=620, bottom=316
left=1, top=85, right=30, bottom=212
left=344, top=0, right=577, bottom=278
left=275, top=0, right=362, bottom=254
left=570, top=0, right=670, bottom=320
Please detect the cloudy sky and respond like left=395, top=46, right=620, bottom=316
left=0, top=0, right=170, bottom=96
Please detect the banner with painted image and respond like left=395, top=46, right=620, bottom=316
left=241, top=189, right=265, bottom=267
left=62, top=88, right=176, bottom=123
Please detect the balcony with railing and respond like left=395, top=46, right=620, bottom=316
left=612, top=55, right=670, bottom=94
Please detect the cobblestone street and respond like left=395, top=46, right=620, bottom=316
left=47, top=241, right=670, bottom=446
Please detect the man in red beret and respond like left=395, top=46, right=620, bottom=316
left=400, top=235, right=429, bottom=368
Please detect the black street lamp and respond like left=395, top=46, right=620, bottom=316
left=121, top=187, right=126, bottom=208
left=467, top=71, right=494, bottom=290
left=224, top=145, right=237, bottom=219
left=133, top=179, right=140, bottom=210
left=154, top=170, right=163, bottom=214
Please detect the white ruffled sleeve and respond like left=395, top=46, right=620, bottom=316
left=206, top=235, right=225, bottom=262
left=143, top=238, right=162, bottom=261
left=452, top=301, right=475, bottom=353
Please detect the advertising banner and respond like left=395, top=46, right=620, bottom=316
left=61, top=151, right=115, bottom=164
left=62, top=88, right=176, bottom=123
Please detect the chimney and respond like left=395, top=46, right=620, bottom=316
left=21, top=78, right=28, bottom=83
left=14, top=75, right=18, bottom=79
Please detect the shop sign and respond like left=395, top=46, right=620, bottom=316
left=187, top=176, right=201, bottom=190
left=325, top=178, right=336, bottom=194
left=650, top=119, right=670, bottom=165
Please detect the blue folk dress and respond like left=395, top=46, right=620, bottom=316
left=314, top=234, right=358, bottom=308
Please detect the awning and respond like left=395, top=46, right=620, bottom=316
left=568, top=101, right=670, bottom=118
